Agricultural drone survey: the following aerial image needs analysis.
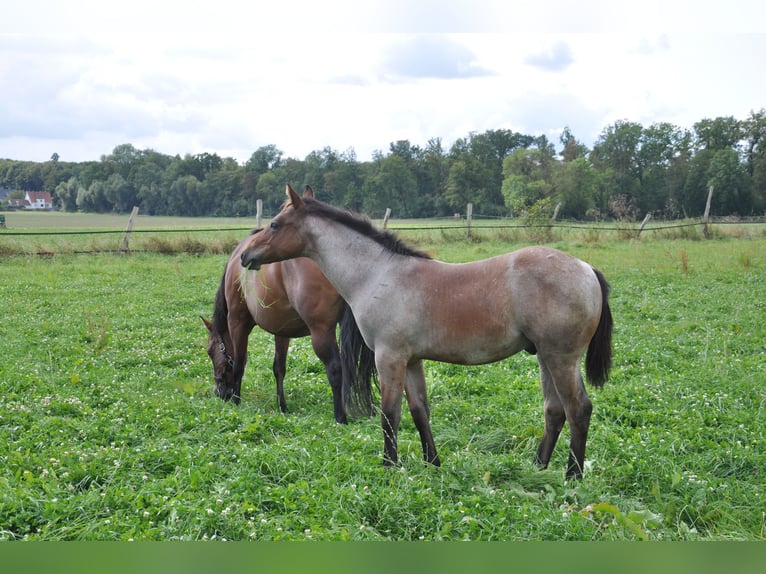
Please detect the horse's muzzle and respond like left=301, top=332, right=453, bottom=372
left=214, top=383, right=241, bottom=405
left=241, top=252, right=261, bottom=271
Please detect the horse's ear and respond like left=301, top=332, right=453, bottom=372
left=303, top=185, right=314, bottom=199
left=286, top=184, right=305, bottom=209
left=201, top=316, right=213, bottom=331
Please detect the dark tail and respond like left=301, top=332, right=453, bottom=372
left=585, top=267, right=613, bottom=388
left=339, top=302, right=377, bottom=418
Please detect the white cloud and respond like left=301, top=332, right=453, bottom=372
left=1, top=2, right=765, bottom=163
left=523, top=42, right=574, bottom=72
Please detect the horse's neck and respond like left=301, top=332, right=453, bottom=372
left=308, top=218, right=391, bottom=301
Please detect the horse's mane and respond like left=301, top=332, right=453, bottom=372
left=211, top=267, right=229, bottom=334
left=299, top=197, right=432, bottom=260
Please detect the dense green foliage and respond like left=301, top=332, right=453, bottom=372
left=2, top=111, right=766, bottom=219
left=1, top=228, right=764, bottom=540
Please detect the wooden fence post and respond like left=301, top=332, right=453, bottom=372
left=119, top=206, right=140, bottom=253
left=637, top=213, right=652, bottom=238
left=466, top=203, right=473, bottom=239
left=702, top=185, right=714, bottom=238
left=382, top=208, right=392, bottom=229
left=256, top=199, right=263, bottom=229
left=550, top=202, right=561, bottom=223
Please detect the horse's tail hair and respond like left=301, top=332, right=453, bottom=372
left=585, top=267, right=613, bottom=388
left=339, top=302, right=378, bottom=419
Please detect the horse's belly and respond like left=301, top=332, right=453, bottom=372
left=421, top=330, right=527, bottom=365
left=247, top=300, right=309, bottom=337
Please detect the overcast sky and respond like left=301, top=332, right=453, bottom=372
left=2, top=1, right=765, bottom=164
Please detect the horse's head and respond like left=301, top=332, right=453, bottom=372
left=201, top=316, right=240, bottom=404
left=241, top=184, right=310, bottom=271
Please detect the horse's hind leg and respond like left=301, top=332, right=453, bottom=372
left=405, top=360, right=440, bottom=466
left=273, top=336, right=290, bottom=413
left=536, top=355, right=593, bottom=479
left=311, top=329, right=346, bottom=424
left=535, top=357, right=566, bottom=470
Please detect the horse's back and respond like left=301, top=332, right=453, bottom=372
left=378, top=246, right=601, bottom=364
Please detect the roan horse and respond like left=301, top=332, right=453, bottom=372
left=202, top=187, right=374, bottom=423
left=240, top=185, right=613, bottom=479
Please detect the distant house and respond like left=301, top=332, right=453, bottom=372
left=24, top=191, right=53, bottom=210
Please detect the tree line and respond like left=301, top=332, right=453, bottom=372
left=2, top=110, right=765, bottom=220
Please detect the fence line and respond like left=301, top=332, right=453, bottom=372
left=1, top=216, right=765, bottom=238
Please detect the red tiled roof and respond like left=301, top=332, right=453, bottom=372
left=27, top=191, right=53, bottom=203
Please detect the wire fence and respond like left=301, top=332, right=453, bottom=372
left=1, top=214, right=765, bottom=257
left=2, top=214, right=765, bottom=236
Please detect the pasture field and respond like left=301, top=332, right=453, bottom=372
left=0, top=229, right=764, bottom=541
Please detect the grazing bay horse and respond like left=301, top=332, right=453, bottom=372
left=240, top=185, right=613, bottom=479
left=202, top=187, right=374, bottom=423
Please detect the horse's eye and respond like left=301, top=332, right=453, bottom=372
left=270, top=220, right=280, bottom=230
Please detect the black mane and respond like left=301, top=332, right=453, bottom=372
left=211, top=268, right=229, bottom=334
left=302, top=197, right=431, bottom=259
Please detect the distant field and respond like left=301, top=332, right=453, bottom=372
left=0, top=210, right=257, bottom=230
left=3, top=209, right=765, bottom=258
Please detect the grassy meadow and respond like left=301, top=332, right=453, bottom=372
left=0, top=215, right=764, bottom=540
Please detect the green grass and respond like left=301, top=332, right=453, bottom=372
left=0, top=231, right=764, bottom=540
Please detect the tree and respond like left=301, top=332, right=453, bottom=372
left=444, top=152, right=482, bottom=213
left=742, top=108, right=766, bottom=212
left=103, top=173, right=136, bottom=213
left=413, top=138, right=450, bottom=216
left=55, top=177, right=79, bottom=212
left=163, top=175, right=207, bottom=216
left=204, top=161, right=245, bottom=216
left=682, top=117, right=749, bottom=216
left=246, top=145, right=283, bottom=175
left=361, top=154, right=417, bottom=217
left=137, top=183, right=165, bottom=215
left=77, top=180, right=109, bottom=212
left=707, top=148, right=753, bottom=215
left=636, top=122, right=691, bottom=215
left=464, top=129, right=535, bottom=214
left=501, top=147, right=554, bottom=215
left=303, top=147, right=342, bottom=205
left=559, top=127, right=589, bottom=162
left=332, top=148, right=365, bottom=212
left=590, top=120, right=643, bottom=216
left=255, top=171, right=281, bottom=214
left=105, top=143, right=142, bottom=180
left=693, top=116, right=742, bottom=151
left=553, top=157, right=599, bottom=219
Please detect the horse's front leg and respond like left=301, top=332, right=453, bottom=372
left=272, top=336, right=290, bottom=413
left=310, top=329, right=346, bottom=424
left=230, top=354, right=247, bottom=405
left=377, top=353, right=406, bottom=466
left=405, top=360, right=440, bottom=466
left=229, top=320, right=253, bottom=405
